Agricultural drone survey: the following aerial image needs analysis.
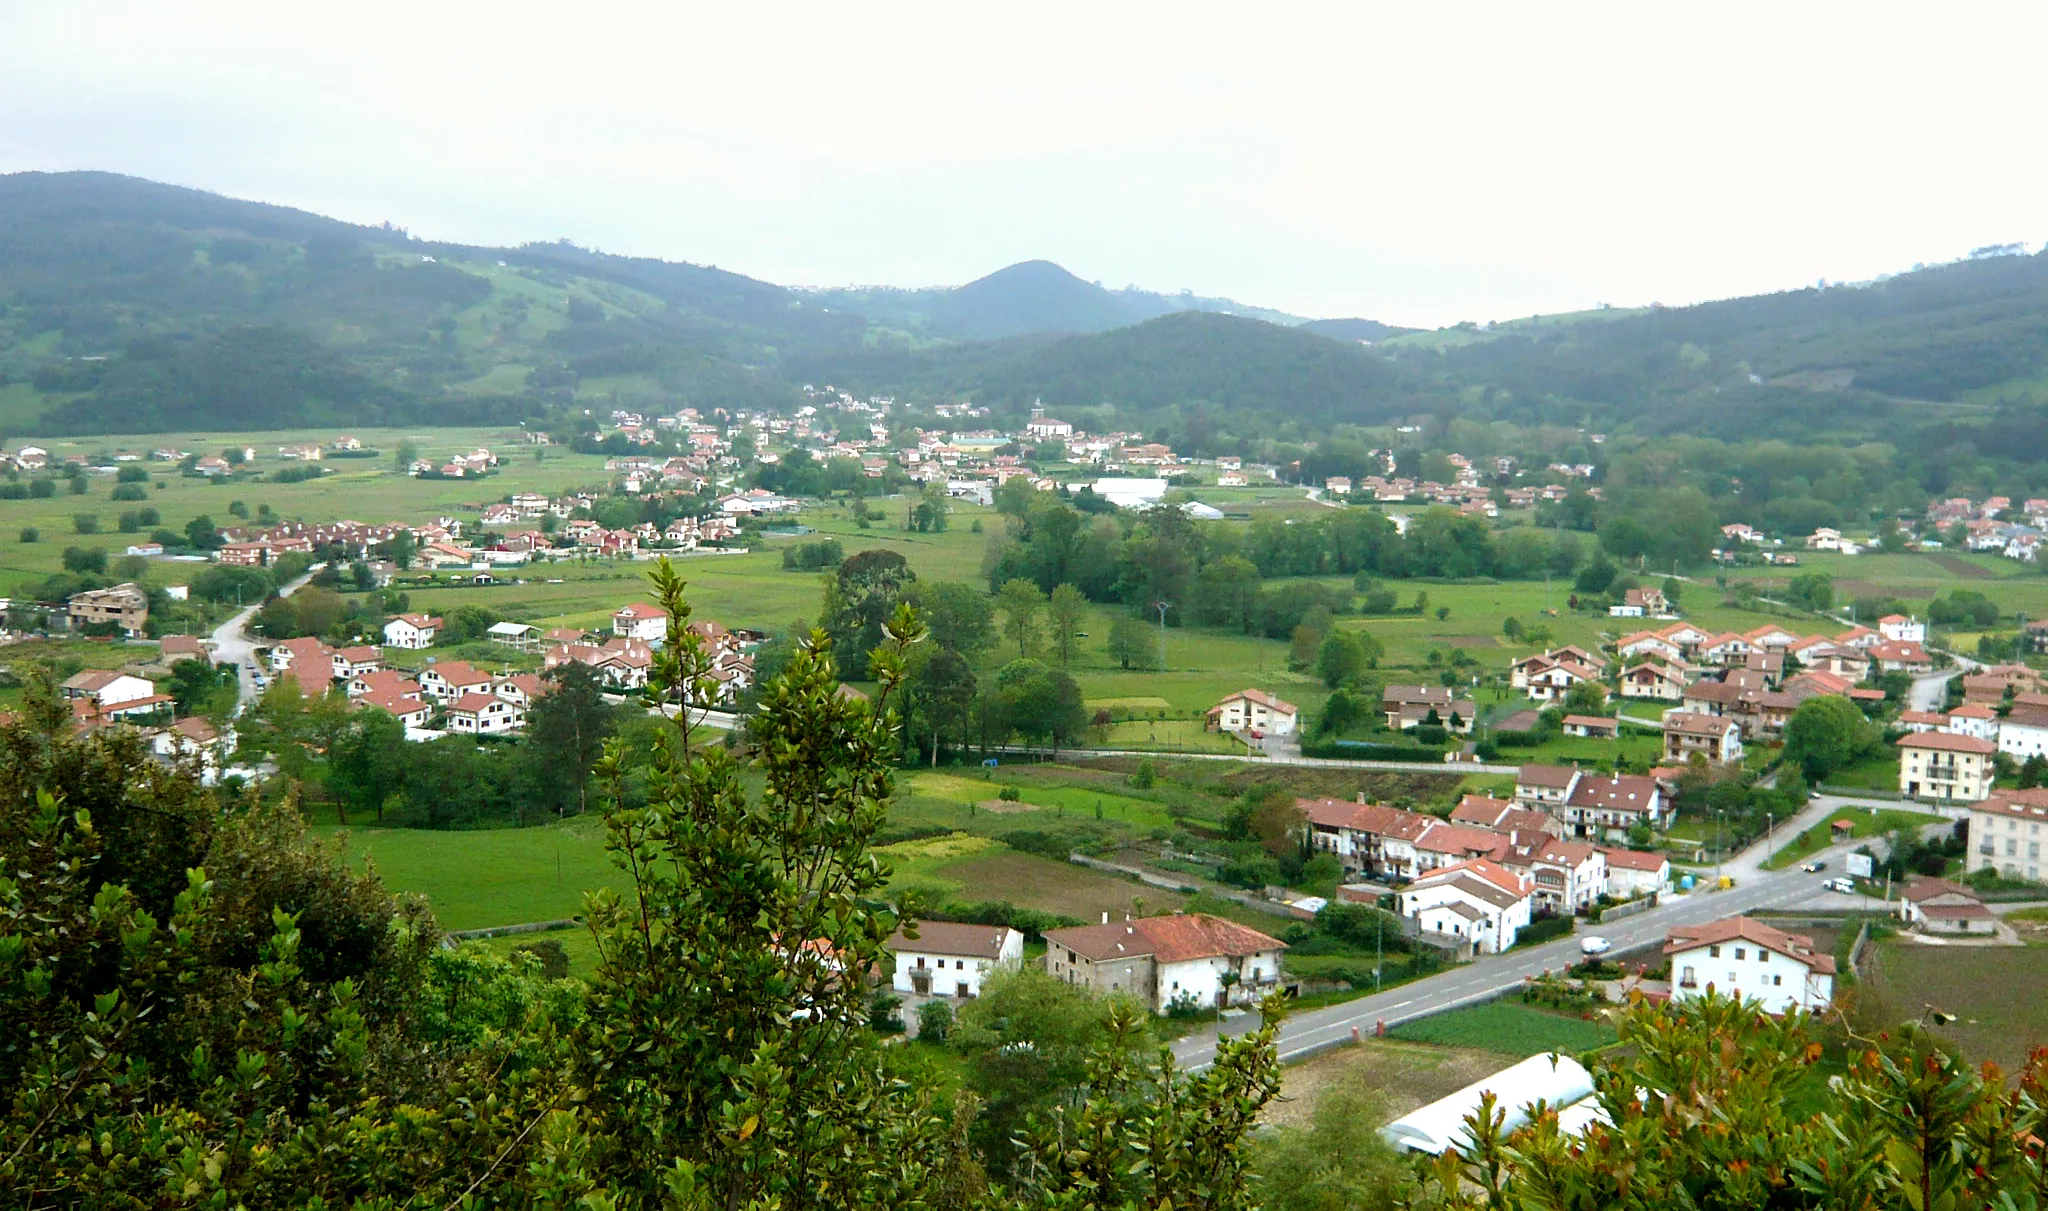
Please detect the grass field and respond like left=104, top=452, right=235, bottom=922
left=1763, top=806, right=1949, bottom=869
left=0, top=425, right=618, bottom=598
left=1721, top=550, right=2048, bottom=627
left=1859, top=940, right=2048, bottom=1075
left=323, top=815, right=622, bottom=930
left=1388, top=1000, right=1619, bottom=1056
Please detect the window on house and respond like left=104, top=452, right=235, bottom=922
left=1734, top=948, right=1745, bottom=960
left=1709, top=945, right=1720, bottom=958
left=914, top=957, right=925, bottom=969
left=1773, top=975, right=1783, bottom=986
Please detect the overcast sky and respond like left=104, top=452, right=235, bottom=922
left=4, top=2, right=2044, bottom=327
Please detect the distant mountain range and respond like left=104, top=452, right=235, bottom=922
left=1, top=170, right=2046, bottom=444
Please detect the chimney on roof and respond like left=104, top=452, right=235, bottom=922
left=1357, top=792, right=1368, bottom=804
left=1101, top=911, right=1109, bottom=925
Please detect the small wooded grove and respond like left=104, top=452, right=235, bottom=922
left=4, top=559, right=2047, bottom=1210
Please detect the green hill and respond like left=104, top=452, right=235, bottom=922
left=1395, top=251, right=2048, bottom=440
left=8, top=170, right=2048, bottom=450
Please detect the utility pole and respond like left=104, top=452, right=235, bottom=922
left=1154, top=600, right=1171, bottom=672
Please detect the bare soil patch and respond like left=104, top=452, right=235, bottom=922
left=977, top=799, right=1039, bottom=814
left=1924, top=554, right=1996, bottom=580
left=937, top=850, right=1185, bottom=920
left=1834, top=580, right=1933, bottom=600
left=1264, top=1038, right=1508, bottom=1130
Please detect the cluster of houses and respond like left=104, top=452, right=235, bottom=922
left=1930, top=495, right=2048, bottom=562
left=52, top=639, right=230, bottom=781
left=1300, top=776, right=1672, bottom=952
left=266, top=630, right=543, bottom=736
left=894, top=898, right=1839, bottom=1021
left=253, top=597, right=759, bottom=739
left=406, top=447, right=500, bottom=478
left=1888, top=664, right=2048, bottom=802
left=1495, top=615, right=1937, bottom=770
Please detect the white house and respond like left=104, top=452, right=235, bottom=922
left=885, top=921, right=1024, bottom=999
left=612, top=602, right=668, bottom=641
left=148, top=717, right=227, bottom=784
left=1600, top=848, right=1671, bottom=899
left=59, top=669, right=159, bottom=709
left=383, top=614, right=443, bottom=650
left=1043, top=914, right=1287, bottom=1015
left=1664, top=917, right=1835, bottom=1015
left=1946, top=703, right=2000, bottom=742
left=1396, top=859, right=1534, bottom=956
left=1896, top=877, right=1995, bottom=936
left=446, top=692, right=525, bottom=735
left=1500, top=839, right=1605, bottom=914
left=1205, top=688, right=1299, bottom=736
left=1878, top=613, right=1927, bottom=644
left=418, top=661, right=493, bottom=704
left=1996, top=706, right=2048, bottom=762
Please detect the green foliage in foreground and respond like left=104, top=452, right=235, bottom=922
left=1411, top=992, right=2048, bottom=1210
left=0, top=557, right=1284, bottom=1209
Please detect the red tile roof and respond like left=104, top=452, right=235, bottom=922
left=1897, top=732, right=1995, bottom=754
left=1664, top=916, right=1836, bottom=974
left=1045, top=913, right=1286, bottom=964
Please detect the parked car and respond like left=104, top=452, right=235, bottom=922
left=1801, top=861, right=1827, bottom=873
left=1579, top=936, right=1611, bottom=956
left=1825, top=877, right=1856, bottom=894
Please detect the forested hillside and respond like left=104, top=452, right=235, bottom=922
left=4, top=170, right=2048, bottom=450
left=1391, top=249, right=2048, bottom=440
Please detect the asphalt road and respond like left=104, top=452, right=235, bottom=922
left=1169, top=825, right=1882, bottom=1072
left=208, top=567, right=319, bottom=711
left=1907, top=669, right=1959, bottom=713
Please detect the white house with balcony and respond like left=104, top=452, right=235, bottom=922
left=885, top=922, right=1023, bottom=999
left=1396, top=859, right=1533, bottom=956
left=1664, top=917, right=1834, bottom=1015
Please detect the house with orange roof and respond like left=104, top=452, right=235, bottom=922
left=1205, top=688, right=1299, bottom=736
left=447, top=691, right=525, bottom=735
left=268, top=637, right=336, bottom=681
left=1600, top=847, right=1671, bottom=898
left=383, top=613, right=442, bottom=650
left=1666, top=916, right=1834, bottom=1014
left=419, top=660, right=492, bottom=704
left=1743, top=623, right=1802, bottom=649
left=1043, top=913, right=1287, bottom=1014
left=1866, top=640, right=1933, bottom=673
left=1497, top=836, right=1605, bottom=913
left=1448, top=794, right=1563, bottom=838
left=613, top=601, right=668, bottom=641
left=1694, top=632, right=1752, bottom=666
left=1620, top=659, right=1691, bottom=701
left=355, top=691, right=433, bottom=730
left=330, top=644, right=382, bottom=681
left=1617, top=630, right=1686, bottom=662
left=1946, top=702, right=1999, bottom=741
left=1396, top=859, right=1534, bottom=955
left=1878, top=613, right=1926, bottom=644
